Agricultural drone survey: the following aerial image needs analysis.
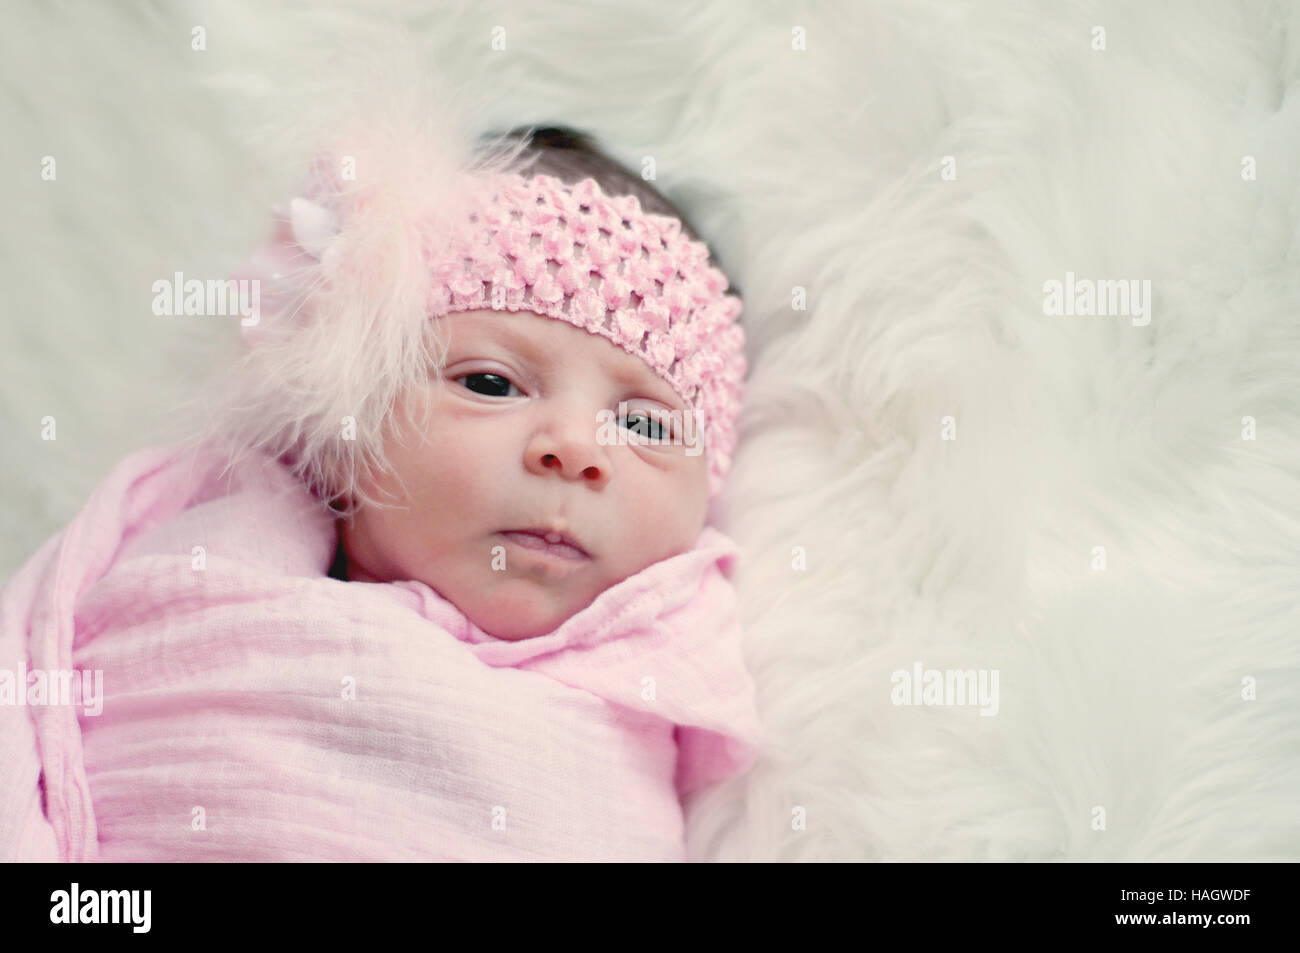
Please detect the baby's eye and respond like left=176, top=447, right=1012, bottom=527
left=458, top=372, right=519, bottom=398
left=622, top=410, right=669, bottom=441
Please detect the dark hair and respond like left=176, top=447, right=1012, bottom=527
left=477, top=124, right=740, bottom=297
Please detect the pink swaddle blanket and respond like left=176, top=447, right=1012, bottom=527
left=0, top=444, right=762, bottom=862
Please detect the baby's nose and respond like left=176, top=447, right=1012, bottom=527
left=526, top=426, right=610, bottom=487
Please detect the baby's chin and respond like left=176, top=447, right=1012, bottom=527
left=459, top=582, right=593, bottom=642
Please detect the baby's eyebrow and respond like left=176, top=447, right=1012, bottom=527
left=596, top=353, right=676, bottom=402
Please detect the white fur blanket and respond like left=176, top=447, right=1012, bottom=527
left=1, top=0, right=1297, bottom=861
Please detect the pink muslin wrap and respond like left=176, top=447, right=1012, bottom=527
left=0, top=444, right=762, bottom=862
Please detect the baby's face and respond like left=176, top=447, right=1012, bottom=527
left=340, top=309, right=710, bottom=640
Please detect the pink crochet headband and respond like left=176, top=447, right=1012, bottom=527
left=281, top=169, right=746, bottom=498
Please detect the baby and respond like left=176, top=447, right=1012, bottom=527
left=0, top=123, right=760, bottom=862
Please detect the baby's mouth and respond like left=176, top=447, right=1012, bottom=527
left=498, top=529, right=591, bottom=561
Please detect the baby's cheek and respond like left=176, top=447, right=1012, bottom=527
left=667, top=463, right=709, bottom=546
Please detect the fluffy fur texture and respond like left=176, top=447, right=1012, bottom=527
left=173, top=59, right=529, bottom=516
left=2, top=1, right=1298, bottom=861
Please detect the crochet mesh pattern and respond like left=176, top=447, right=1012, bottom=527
left=426, top=172, right=746, bottom=497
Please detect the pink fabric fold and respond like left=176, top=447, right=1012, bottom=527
left=0, top=444, right=762, bottom=862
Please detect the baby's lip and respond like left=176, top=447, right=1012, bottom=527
left=500, top=527, right=592, bottom=560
